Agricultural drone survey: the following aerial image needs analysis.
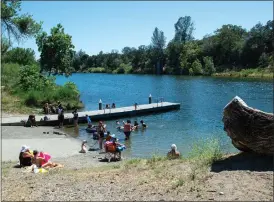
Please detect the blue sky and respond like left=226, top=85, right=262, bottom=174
left=17, top=1, right=272, bottom=58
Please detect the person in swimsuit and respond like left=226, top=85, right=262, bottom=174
left=32, top=150, right=63, bottom=168
left=19, top=145, right=33, bottom=167
left=140, top=120, right=147, bottom=128
left=123, top=120, right=132, bottom=140
left=167, top=144, right=180, bottom=159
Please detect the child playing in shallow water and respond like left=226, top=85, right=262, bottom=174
left=80, top=140, right=87, bottom=153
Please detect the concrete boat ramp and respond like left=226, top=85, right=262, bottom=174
left=1, top=102, right=180, bottom=126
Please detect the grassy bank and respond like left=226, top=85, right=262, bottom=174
left=212, top=68, right=273, bottom=79
left=1, top=63, right=84, bottom=114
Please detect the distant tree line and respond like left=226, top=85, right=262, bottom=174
left=1, top=0, right=273, bottom=76
left=71, top=16, right=273, bottom=75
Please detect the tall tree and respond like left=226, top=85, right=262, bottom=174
left=36, top=24, right=75, bottom=76
left=174, top=16, right=195, bottom=44
left=1, top=0, right=42, bottom=44
left=151, top=27, right=166, bottom=74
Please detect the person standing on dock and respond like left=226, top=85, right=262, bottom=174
left=134, top=103, right=138, bottom=110
left=72, top=109, right=79, bottom=127
left=123, top=120, right=132, bottom=140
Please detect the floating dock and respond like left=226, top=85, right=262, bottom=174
left=1, top=102, right=180, bottom=126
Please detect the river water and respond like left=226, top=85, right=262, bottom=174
left=56, top=73, right=273, bottom=158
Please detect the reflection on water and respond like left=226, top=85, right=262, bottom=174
left=56, top=74, right=273, bottom=158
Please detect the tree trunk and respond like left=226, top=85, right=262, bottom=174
left=222, top=96, right=274, bottom=155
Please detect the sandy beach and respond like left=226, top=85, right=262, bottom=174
left=1, top=125, right=273, bottom=201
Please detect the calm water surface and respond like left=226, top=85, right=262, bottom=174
left=56, top=73, right=273, bottom=158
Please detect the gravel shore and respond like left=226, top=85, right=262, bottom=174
left=2, top=153, right=273, bottom=201
left=1, top=126, right=273, bottom=201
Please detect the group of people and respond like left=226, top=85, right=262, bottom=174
left=43, top=101, right=64, bottom=115
left=19, top=145, right=63, bottom=171
left=80, top=133, right=125, bottom=160
left=116, top=119, right=147, bottom=140
left=105, top=103, right=116, bottom=109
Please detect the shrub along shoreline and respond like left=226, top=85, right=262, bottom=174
left=2, top=63, right=84, bottom=114
left=212, top=68, right=273, bottom=79
left=80, top=66, right=273, bottom=79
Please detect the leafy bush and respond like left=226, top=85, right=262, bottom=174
left=1, top=63, right=20, bottom=91
left=18, top=64, right=43, bottom=91
left=189, top=68, right=194, bottom=76
left=2, top=62, right=82, bottom=110
left=191, top=59, right=203, bottom=75
left=258, top=53, right=270, bottom=68
left=87, top=67, right=106, bottom=73
left=203, top=56, right=216, bottom=75
left=3, top=47, right=36, bottom=66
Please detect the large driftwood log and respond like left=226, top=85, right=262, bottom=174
left=223, top=96, right=274, bottom=155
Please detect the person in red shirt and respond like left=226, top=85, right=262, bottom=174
left=123, top=120, right=132, bottom=140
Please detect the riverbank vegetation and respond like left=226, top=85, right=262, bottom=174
left=213, top=68, right=272, bottom=79
left=71, top=17, right=273, bottom=77
left=1, top=1, right=83, bottom=114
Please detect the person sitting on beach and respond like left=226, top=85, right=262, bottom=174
left=105, top=131, right=112, bottom=141
left=25, top=115, right=37, bottom=127
left=123, top=120, right=132, bottom=140
left=167, top=144, right=180, bottom=159
left=104, top=135, right=124, bottom=160
left=79, top=140, right=87, bottom=153
left=19, top=145, right=34, bottom=167
left=140, top=120, right=147, bottom=129
left=32, top=150, right=63, bottom=168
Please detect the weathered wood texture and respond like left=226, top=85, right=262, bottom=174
left=223, top=96, right=274, bottom=155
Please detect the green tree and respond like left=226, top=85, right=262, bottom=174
left=242, top=21, right=273, bottom=68
left=36, top=24, right=75, bottom=76
left=151, top=27, right=166, bottom=74
left=1, top=0, right=42, bottom=44
left=203, top=56, right=215, bottom=75
left=166, top=41, right=184, bottom=74
left=213, top=24, right=247, bottom=68
left=174, top=16, right=195, bottom=44
left=1, top=37, right=11, bottom=56
left=191, top=59, right=203, bottom=75
left=3, top=47, right=36, bottom=65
